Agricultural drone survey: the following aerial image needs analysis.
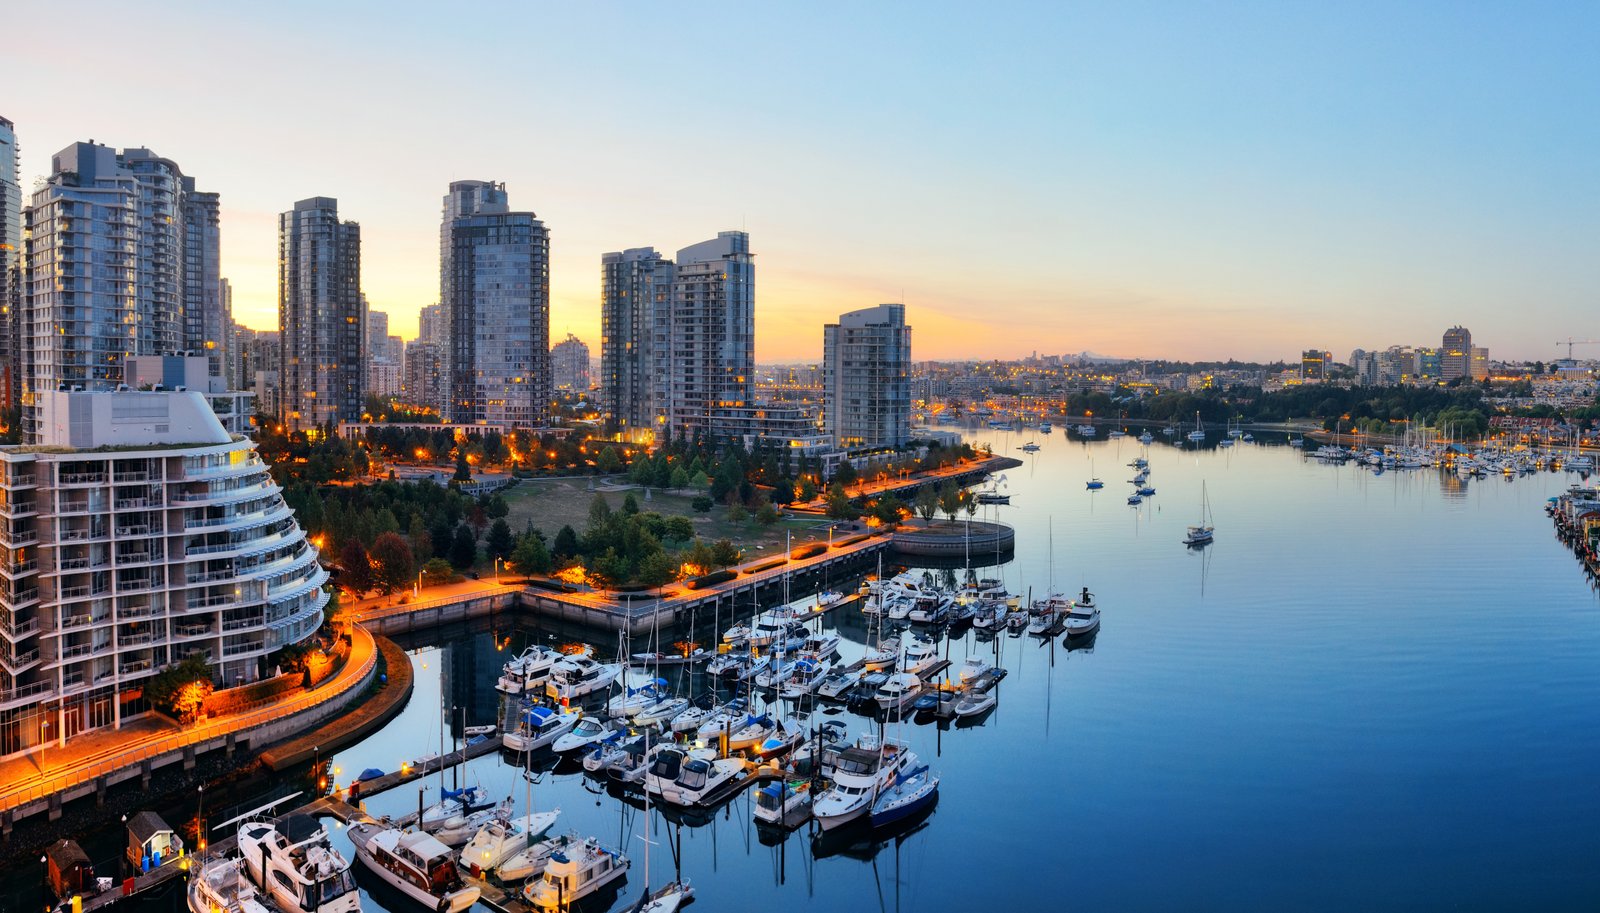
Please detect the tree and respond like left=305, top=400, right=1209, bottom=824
left=915, top=485, right=939, bottom=523
left=834, top=460, right=858, bottom=487
left=510, top=533, right=552, bottom=576
left=587, top=493, right=613, bottom=529
left=664, top=516, right=695, bottom=543
left=552, top=524, right=580, bottom=559
left=430, top=518, right=455, bottom=562
left=420, top=557, right=456, bottom=585
left=450, top=524, right=478, bottom=569
left=726, top=502, right=748, bottom=524
left=621, top=492, right=641, bottom=516
left=485, top=518, right=515, bottom=559
left=485, top=495, right=510, bottom=519
left=453, top=452, right=472, bottom=482
left=938, top=480, right=963, bottom=523
left=691, top=495, right=714, bottom=513
left=826, top=483, right=859, bottom=521
left=598, top=446, right=623, bottom=474
left=370, top=532, right=415, bottom=595
left=798, top=477, right=818, bottom=501
left=144, top=654, right=214, bottom=724
left=339, top=540, right=373, bottom=597
left=755, top=500, right=780, bottom=526
left=468, top=503, right=489, bottom=541
left=636, top=551, right=677, bottom=590
left=669, top=466, right=690, bottom=490
left=710, top=539, right=741, bottom=567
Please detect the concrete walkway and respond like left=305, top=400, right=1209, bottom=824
left=0, top=626, right=379, bottom=816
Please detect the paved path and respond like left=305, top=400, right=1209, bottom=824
left=349, top=580, right=523, bottom=625
left=0, top=626, right=379, bottom=815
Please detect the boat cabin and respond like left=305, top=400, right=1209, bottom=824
left=126, top=810, right=183, bottom=871
left=382, top=831, right=463, bottom=894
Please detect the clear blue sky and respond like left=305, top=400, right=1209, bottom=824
left=8, top=1, right=1597, bottom=362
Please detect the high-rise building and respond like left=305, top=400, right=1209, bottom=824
left=440, top=181, right=549, bottom=428
left=20, top=143, right=226, bottom=442
left=0, top=116, right=19, bottom=417
left=822, top=303, right=912, bottom=449
left=600, top=247, right=674, bottom=434
left=402, top=341, right=444, bottom=410
left=551, top=333, right=591, bottom=393
left=1469, top=346, right=1489, bottom=381
left=232, top=323, right=281, bottom=418
left=179, top=179, right=227, bottom=376
left=278, top=197, right=363, bottom=432
left=417, top=303, right=444, bottom=348
left=368, top=309, right=390, bottom=361
left=661, top=231, right=753, bottom=440
left=1300, top=349, right=1327, bottom=381
left=1442, top=326, right=1472, bottom=382
left=1416, top=347, right=1441, bottom=380
left=0, top=388, right=327, bottom=758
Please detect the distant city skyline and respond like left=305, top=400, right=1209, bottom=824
left=6, top=3, right=1595, bottom=363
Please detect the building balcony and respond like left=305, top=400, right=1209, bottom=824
left=0, top=614, right=39, bottom=639
left=222, top=639, right=264, bottom=657
left=56, top=642, right=95, bottom=661
left=119, top=658, right=152, bottom=675
left=117, top=604, right=158, bottom=621
left=0, top=679, right=54, bottom=708
left=0, top=501, right=38, bottom=519
left=58, top=611, right=92, bottom=631
left=119, top=632, right=155, bottom=647
left=2, top=474, right=38, bottom=489
left=173, top=622, right=213, bottom=638
left=117, top=578, right=161, bottom=594
left=113, top=523, right=161, bottom=538
left=112, top=470, right=154, bottom=483
left=113, top=496, right=163, bottom=511
left=0, top=647, right=41, bottom=674
left=2, top=588, right=40, bottom=609
left=1, top=559, right=39, bottom=578
left=57, top=584, right=110, bottom=601
left=57, top=471, right=108, bottom=486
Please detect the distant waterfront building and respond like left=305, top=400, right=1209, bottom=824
left=440, top=180, right=549, bottom=428
left=278, top=196, right=363, bottom=431
left=1442, top=326, right=1472, bottom=382
left=1416, top=347, right=1441, bottom=380
left=0, top=388, right=327, bottom=758
left=1300, top=349, right=1327, bottom=381
left=367, top=309, right=390, bottom=361
left=600, top=247, right=674, bottom=434
left=661, top=231, right=754, bottom=440
left=20, top=143, right=227, bottom=442
left=1470, top=346, right=1489, bottom=381
left=0, top=116, right=18, bottom=416
left=822, top=303, right=912, bottom=449
left=551, top=333, right=591, bottom=392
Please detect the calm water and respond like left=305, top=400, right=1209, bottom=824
left=15, top=432, right=1600, bottom=912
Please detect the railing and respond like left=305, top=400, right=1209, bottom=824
left=3, top=588, right=40, bottom=606
left=59, top=529, right=106, bottom=543
left=113, top=471, right=151, bottom=483
left=3, top=559, right=38, bottom=576
left=0, top=647, right=40, bottom=672
left=119, top=632, right=155, bottom=646
left=186, top=594, right=234, bottom=609
left=117, top=606, right=157, bottom=621
left=114, top=497, right=163, bottom=510
left=0, top=615, right=39, bottom=638
left=4, top=474, right=37, bottom=488
left=58, top=472, right=107, bottom=485
left=174, top=623, right=213, bottom=637
left=119, top=659, right=152, bottom=674
left=59, top=612, right=92, bottom=630
left=0, top=680, right=52, bottom=705
left=221, top=617, right=261, bottom=632
left=187, top=570, right=235, bottom=585
left=58, top=501, right=92, bottom=514
left=222, top=640, right=264, bottom=657
left=114, top=525, right=157, bottom=537
left=118, top=551, right=158, bottom=564
left=56, top=643, right=95, bottom=660
left=0, top=626, right=377, bottom=813
left=0, top=502, right=37, bottom=518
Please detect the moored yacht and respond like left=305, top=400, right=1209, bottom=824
left=521, top=837, right=629, bottom=910
left=545, top=656, right=622, bottom=702
left=188, top=856, right=276, bottom=913
left=346, top=823, right=479, bottom=913
left=237, top=815, right=359, bottom=913
left=460, top=809, right=560, bottom=872
left=812, top=735, right=915, bottom=831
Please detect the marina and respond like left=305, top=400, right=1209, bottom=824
left=7, top=433, right=1600, bottom=912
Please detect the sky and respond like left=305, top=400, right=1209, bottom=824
left=7, top=1, right=1598, bottom=363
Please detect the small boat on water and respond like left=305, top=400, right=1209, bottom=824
left=460, top=809, right=561, bottom=872
left=957, top=655, right=994, bottom=683
left=419, top=785, right=494, bottom=832
left=1185, top=481, right=1215, bottom=546
left=692, top=698, right=750, bottom=741
left=1062, top=590, right=1101, bottom=638
left=875, top=672, right=925, bottom=714
left=552, top=717, right=614, bottom=755
left=812, top=735, right=915, bottom=831
left=754, top=778, right=813, bottom=828
left=723, top=713, right=780, bottom=752
left=1127, top=494, right=1143, bottom=505
left=237, top=815, right=360, bottom=913
left=188, top=856, right=275, bottom=913
left=521, top=837, right=629, bottom=910
left=975, top=491, right=1011, bottom=504
left=952, top=687, right=997, bottom=719
left=646, top=748, right=746, bottom=808
left=1020, top=441, right=1040, bottom=453
left=633, top=697, right=691, bottom=729
left=817, top=666, right=863, bottom=700
left=346, top=823, right=480, bottom=913
left=496, top=645, right=566, bottom=694
left=495, top=833, right=574, bottom=883
left=503, top=706, right=581, bottom=753
left=629, top=648, right=710, bottom=666
left=608, top=679, right=670, bottom=719
left=430, top=797, right=514, bottom=847
left=1139, top=430, right=1154, bottom=444
left=545, top=656, right=623, bottom=702
left=1086, top=477, right=1103, bottom=490
left=870, top=765, right=939, bottom=827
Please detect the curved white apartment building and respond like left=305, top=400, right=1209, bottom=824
left=0, top=390, right=327, bottom=757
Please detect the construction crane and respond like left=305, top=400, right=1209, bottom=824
left=1556, top=337, right=1600, bottom=359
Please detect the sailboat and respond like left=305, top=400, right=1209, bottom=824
left=1185, top=481, right=1215, bottom=546
left=1187, top=412, right=1206, bottom=442
left=1085, top=458, right=1103, bottom=490
left=627, top=729, right=694, bottom=913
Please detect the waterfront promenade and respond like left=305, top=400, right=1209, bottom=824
left=0, top=625, right=381, bottom=829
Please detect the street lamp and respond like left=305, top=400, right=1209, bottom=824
left=494, top=557, right=501, bottom=583
left=197, top=785, right=205, bottom=853
left=414, top=570, right=422, bottom=599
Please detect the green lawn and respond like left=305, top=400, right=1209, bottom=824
left=499, top=477, right=833, bottom=555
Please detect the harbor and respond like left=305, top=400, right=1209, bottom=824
left=6, top=435, right=1599, bottom=913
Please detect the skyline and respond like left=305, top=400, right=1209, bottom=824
left=7, top=2, right=1597, bottom=363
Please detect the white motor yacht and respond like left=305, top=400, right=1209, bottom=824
left=551, top=717, right=614, bottom=755
left=521, top=837, right=629, bottom=910
left=817, top=667, right=863, bottom=700
left=188, top=856, right=276, bottom=913
left=646, top=749, right=746, bottom=808
left=754, top=778, right=812, bottom=828
left=874, top=672, right=925, bottom=714
left=545, top=657, right=622, bottom=702
left=503, top=706, right=581, bottom=752
left=346, top=823, right=480, bottom=913
left=957, top=655, right=994, bottom=684
left=429, top=798, right=513, bottom=847
left=460, top=809, right=560, bottom=872
left=812, top=736, right=915, bottom=831
left=633, top=697, right=690, bottom=729
left=496, top=645, right=565, bottom=694
left=237, top=815, right=360, bottom=913
left=418, top=785, right=494, bottom=832
left=495, top=833, right=574, bottom=883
